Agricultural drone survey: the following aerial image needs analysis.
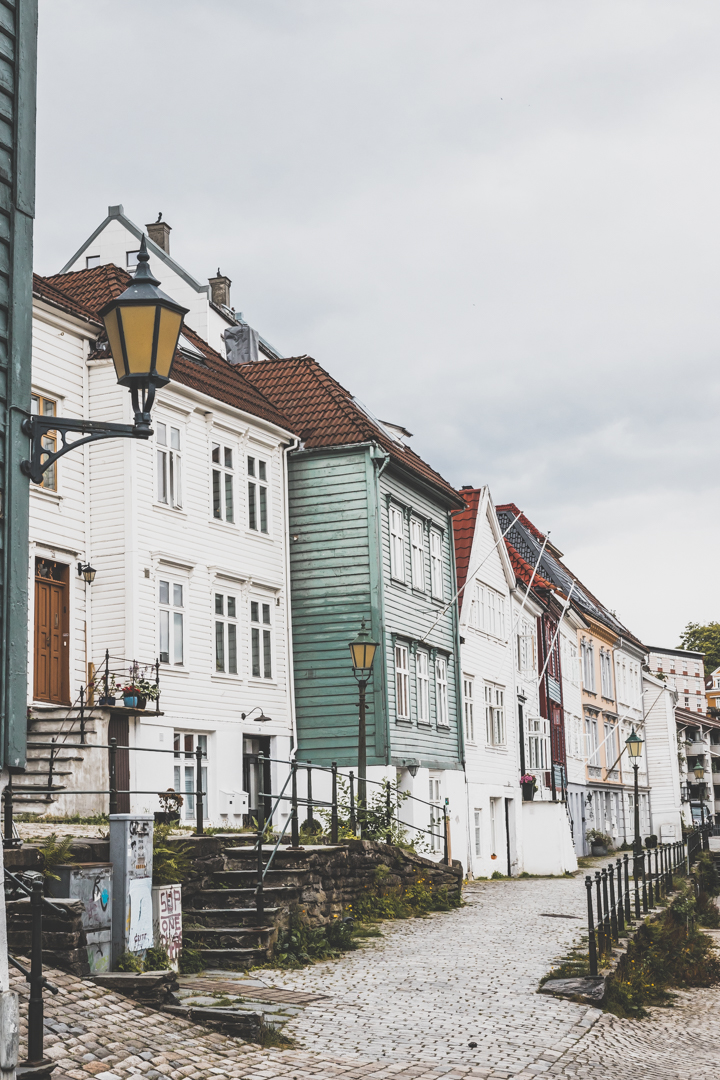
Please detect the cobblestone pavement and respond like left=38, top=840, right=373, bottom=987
left=12, top=873, right=720, bottom=1079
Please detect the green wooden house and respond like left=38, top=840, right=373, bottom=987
left=242, top=357, right=466, bottom=799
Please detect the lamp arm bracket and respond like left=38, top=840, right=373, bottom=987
left=20, top=414, right=152, bottom=485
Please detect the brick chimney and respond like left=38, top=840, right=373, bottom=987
left=146, top=213, right=171, bottom=253
left=209, top=269, right=231, bottom=309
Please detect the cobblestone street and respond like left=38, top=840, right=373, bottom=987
left=16, top=874, right=720, bottom=1080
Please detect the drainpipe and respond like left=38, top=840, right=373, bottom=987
left=282, top=436, right=300, bottom=755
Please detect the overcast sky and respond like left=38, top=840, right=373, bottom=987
left=35, top=1, right=720, bottom=649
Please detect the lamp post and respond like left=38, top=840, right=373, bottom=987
left=349, top=621, right=378, bottom=819
left=693, top=760, right=706, bottom=823
left=21, top=236, right=187, bottom=483
left=625, top=727, right=643, bottom=865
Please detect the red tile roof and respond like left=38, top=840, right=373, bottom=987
left=36, top=266, right=294, bottom=433
left=240, top=356, right=461, bottom=504
left=33, top=273, right=101, bottom=325
left=504, top=542, right=554, bottom=592
left=496, top=502, right=546, bottom=542
left=452, top=488, right=482, bottom=613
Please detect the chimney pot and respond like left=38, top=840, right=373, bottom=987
left=146, top=218, right=172, bottom=254
left=209, top=270, right=232, bottom=309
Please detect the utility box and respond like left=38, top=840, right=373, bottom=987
left=109, top=814, right=154, bottom=965
left=219, top=789, right=249, bottom=817
left=47, top=863, right=113, bottom=973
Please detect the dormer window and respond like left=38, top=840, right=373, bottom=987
left=85, top=255, right=100, bottom=269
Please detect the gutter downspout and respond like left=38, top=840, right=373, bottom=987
left=282, top=436, right=300, bottom=755
left=370, top=445, right=390, bottom=765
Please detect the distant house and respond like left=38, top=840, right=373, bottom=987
left=241, top=355, right=466, bottom=849
left=647, top=646, right=707, bottom=715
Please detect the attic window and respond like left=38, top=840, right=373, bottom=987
left=178, top=333, right=206, bottom=362
left=86, top=255, right=100, bottom=269
left=126, top=250, right=140, bottom=267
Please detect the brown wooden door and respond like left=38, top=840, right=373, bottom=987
left=34, top=562, right=69, bottom=704
left=108, top=715, right=130, bottom=814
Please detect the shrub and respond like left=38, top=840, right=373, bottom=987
left=153, top=825, right=194, bottom=886
left=144, top=945, right=171, bottom=970
left=38, top=834, right=76, bottom=880
left=115, top=951, right=144, bottom=973
left=695, top=852, right=720, bottom=897
left=178, top=943, right=205, bottom=974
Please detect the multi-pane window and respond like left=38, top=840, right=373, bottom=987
left=250, top=600, right=272, bottom=678
left=416, top=651, right=430, bottom=723
left=473, top=809, right=482, bottom=856
left=604, top=721, right=619, bottom=770
left=436, top=656, right=449, bottom=726
left=410, top=519, right=425, bottom=590
left=173, top=733, right=208, bottom=820
left=212, top=443, right=234, bottom=522
left=430, top=531, right=443, bottom=599
left=581, top=639, right=595, bottom=691
left=429, top=775, right=443, bottom=852
left=585, top=715, right=600, bottom=765
left=395, top=643, right=410, bottom=719
left=528, top=716, right=548, bottom=769
left=389, top=506, right=405, bottom=581
left=474, top=583, right=505, bottom=637
left=517, top=620, right=535, bottom=672
left=463, top=676, right=475, bottom=742
left=31, top=394, right=58, bottom=491
left=214, top=593, right=237, bottom=674
left=159, top=580, right=184, bottom=665
left=247, top=456, right=268, bottom=533
left=157, top=422, right=182, bottom=508
left=600, top=649, right=613, bottom=698
left=484, top=683, right=505, bottom=745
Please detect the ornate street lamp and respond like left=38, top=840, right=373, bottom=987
left=625, top=727, right=643, bottom=864
left=349, top=620, right=378, bottom=817
left=21, top=236, right=188, bottom=484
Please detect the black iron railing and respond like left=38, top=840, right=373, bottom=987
left=585, top=828, right=708, bottom=976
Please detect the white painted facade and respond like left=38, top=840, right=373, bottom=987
left=647, top=646, right=706, bottom=715
left=642, top=672, right=683, bottom=843
left=26, top=272, right=296, bottom=827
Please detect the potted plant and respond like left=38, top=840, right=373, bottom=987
left=120, top=683, right=141, bottom=708
left=520, top=774, right=537, bottom=801
left=155, top=789, right=183, bottom=826
left=586, top=828, right=612, bottom=856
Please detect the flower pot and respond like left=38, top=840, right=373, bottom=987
left=136, top=694, right=147, bottom=710
left=154, top=811, right=181, bottom=825
left=591, top=843, right=607, bottom=856
left=522, top=782, right=535, bottom=801
left=99, top=695, right=116, bottom=706
left=123, top=694, right=139, bottom=708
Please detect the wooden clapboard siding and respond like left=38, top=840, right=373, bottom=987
left=289, top=446, right=377, bottom=765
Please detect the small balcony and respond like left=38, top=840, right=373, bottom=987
left=686, top=740, right=708, bottom=756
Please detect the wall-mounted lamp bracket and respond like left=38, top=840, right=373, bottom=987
left=20, top=410, right=153, bottom=486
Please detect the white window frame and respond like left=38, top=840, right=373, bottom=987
left=585, top=714, right=600, bottom=765
left=484, top=683, right=505, bottom=746
left=430, top=530, right=443, bottom=599
left=159, top=578, right=185, bottom=666
left=250, top=598, right=273, bottom=679
left=476, top=582, right=505, bottom=638
left=473, top=809, right=482, bottom=857
left=429, top=774, right=443, bottom=852
left=173, top=732, right=208, bottom=821
left=389, top=506, right=405, bottom=582
left=463, top=676, right=475, bottom=742
left=600, top=649, right=613, bottom=698
left=416, top=650, right=430, bottom=724
left=247, top=454, right=269, bottom=534
left=156, top=421, right=183, bottom=509
left=436, top=656, right=449, bottom=727
left=410, top=519, right=425, bottom=591
left=30, top=393, right=59, bottom=492
left=581, top=638, right=595, bottom=691
left=517, top=620, right=535, bottom=673
left=395, top=643, right=410, bottom=719
left=214, top=591, right=238, bottom=675
left=211, top=441, right=235, bottom=524
left=528, top=715, right=548, bottom=769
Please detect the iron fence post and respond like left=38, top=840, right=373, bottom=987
left=79, top=684, right=86, bottom=745
left=306, top=761, right=314, bottom=830
left=104, top=647, right=110, bottom=701
left=586, top=875, right=598, bottom=976
left=601, top=868, right=611, bottom=949
left=641, top=851, right=648, bottom=913
left=27, top=879, right=44, bottom=1065
left=3, top=778, right=13, bottom=845
left=331, top=762, right=338, bottom=844
left=595, top=872, right=605, bottom=954
left=47, top=738, right=56, bottom=790
left=108, top=737, right=118, bottom=816
left=623, top=853, right=631, bottom=924
left=256, top=753, right=265, bottom=924
left=615, top=858, right=624, bottom=933
left=444, top=802, right=450, bottom=866
left=290, top=760, right=300, bottom=848
left=349, top=770, right=357, bottom=835
left=385, top=781, right=392, bottom=844
left=633, top=854, right=640, bottom=921
left=194, top=744, right=204, bottom=835
left=647, top=849, right=654, bottom=909
left=608, top=865, right=618, bottom=942
left=155, top=657, right=160, bottom=714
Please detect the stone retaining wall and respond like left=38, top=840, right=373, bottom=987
left=6, top=896, right=89, bottom=977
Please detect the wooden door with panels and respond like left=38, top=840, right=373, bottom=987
left=33, top=558, right=70, bottom=705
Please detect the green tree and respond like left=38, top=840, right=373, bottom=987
left=678, top=622, right=720, bottom=675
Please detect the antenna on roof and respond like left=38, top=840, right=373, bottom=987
left=156, top=212, right=162, bottom=222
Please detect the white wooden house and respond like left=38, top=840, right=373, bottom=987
left=20, top=228, right=297, bottom=828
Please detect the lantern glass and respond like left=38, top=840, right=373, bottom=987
left=349, top=623, right=378, bottom=675
left=83, top=565, right=96, bottom=583
left=119, top=305, right=157, bottom=375
left=156, top=308, right=184, bottom=378
left=693, top=762, right=705, bottom=780
left=625, top=728, right=643, bottom=758
left=103, top=307, right=126, bottom=381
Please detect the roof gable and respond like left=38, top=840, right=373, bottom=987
left=241, top=356, right=461, bottom=505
